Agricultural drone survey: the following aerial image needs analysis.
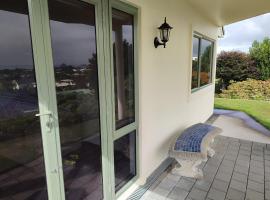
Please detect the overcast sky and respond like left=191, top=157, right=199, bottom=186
left=218, top=13, right=270, bottom=54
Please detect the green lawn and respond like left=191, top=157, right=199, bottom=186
left=214, top=98, right=270, bottom=130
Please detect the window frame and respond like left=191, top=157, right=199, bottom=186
left=191, top=32, right=215, bottom=93
left=108, top=0, right=139, bottom=199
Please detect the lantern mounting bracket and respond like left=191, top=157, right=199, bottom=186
left=154, top=37, right=166, bottom=48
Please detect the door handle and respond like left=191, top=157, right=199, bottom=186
left=35, top=112, right=52, bottom=117
left=35, top=111, right=53, bottom=132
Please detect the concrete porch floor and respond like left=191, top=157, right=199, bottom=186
left=140, top=116, right=270, bottom=200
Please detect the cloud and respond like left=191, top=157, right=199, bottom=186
left=218, top=13, right=270, bottom=54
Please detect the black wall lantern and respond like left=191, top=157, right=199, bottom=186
left=154, top=17, right=173, bottom=48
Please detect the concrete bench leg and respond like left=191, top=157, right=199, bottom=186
left=207, top=147, right=215, bottom=157
left=207, top=138, right=216, bottom=158
left=172, top=158, right=203, bottom=179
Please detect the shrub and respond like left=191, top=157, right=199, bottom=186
left=249, top=38, right=270, bottom=80
left=216, top=51, right=260, bottom=90
left=217, top=79, right=270, bottom=101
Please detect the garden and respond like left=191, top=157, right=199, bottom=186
left=215, top=37, right=270, bottom=130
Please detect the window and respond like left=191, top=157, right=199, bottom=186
left=191, top=34, right=214, bottom=90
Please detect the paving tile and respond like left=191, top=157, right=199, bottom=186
left=234, top=165, right=249, bottom=175
left=247, top=180, right=264, bottom=193
left=237, top=155, right=250, bottom=161
left=218, top=165, right=234, bottom=174
left=221, top=160, right=234, bottom=167
left=159, top=177, right=178, bottom=191
left=207, top=188, right=226, bottom=200
left=167, top=186, right=188, bottom=200
left=194, top=179, right=212, bottom=192
left=251, top=155, right=264, bottom=162
left=212, top=179, right=229, bottom=192
left=266, top=181, right=270, bottom=190
left=249, top=166, right=264, bottom=176
left=235, top=159, right=249, bottom=167
left=166, top=173, right=181, bottom=182
left=226, top=188, right=245, bottom=200
left=248, top=172, right=264, bottom=184
left=224, top=155, right=237, bottom=161
left=266, top=175, right=270, bottom=182
left=245, top=189, right=264, bottom=200
left=229, top=179, right=247, bottom=192
left=265, top=160, right=270, bottom=167
left=231, top=172, right=247, bottom=184
left=249, top=160, right=264, bottom=169
left=176, top=178, right=194, bottom=191
left=238, top=150, right=250, bottom=157
left=216, top=172, right=231, bottom=182
left=266, top=190, right=270, bottom=200
left=187, top=188, right=207, bottom=200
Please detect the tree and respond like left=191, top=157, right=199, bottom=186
left=249, top=37, right=270, bottom=80
left=216, top=51, right=259, bottom=90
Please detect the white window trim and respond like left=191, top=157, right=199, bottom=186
left=189, top=31, right=216, bottom=94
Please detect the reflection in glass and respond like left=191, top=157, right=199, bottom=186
left=200, top=39, right=213, bottom=86
left=192, top=37, right=200, bottom=89
left=0, top=1, right=48, bottom=199
left=112, top=9, right=135, bottom=129
left=48, top=0, right=102, bottom=199
left=114, top=131, right=136, bottom=192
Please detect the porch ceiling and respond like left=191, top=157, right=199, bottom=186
left=187, top=0, right=270, bottom=26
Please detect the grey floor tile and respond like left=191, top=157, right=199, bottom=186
left=266, top=190, right=270, bottom=200
left=216, top=172, right=231, bottom=182
left=187, top=188, right=207, bottom=200
left=234, top=165, right=249, bottom=175
left=207, top=188, right=226, bottom=200
left=226, top=188, right=245, bottom=200
left=245, top=189, right=264, bottom=200
left=212, top=179, right=229, bottom=192
left=229, top=179, right=247, bottom=193
left=167, top=186, right=188, bottom=200
left=194, top=179, right=212, bottom=192
left=248, top=172, right=264, bottom=184
left=153, top=185, right=172, bottom=198
left=231, top=172, right=248, bottom=184
left=247, top=180, right=264, bottom=193
left=176, top=178, right=195, bottom=191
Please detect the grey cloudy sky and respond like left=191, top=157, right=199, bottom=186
left=218, top=13, right=270, bottom=54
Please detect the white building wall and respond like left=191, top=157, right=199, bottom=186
left=118, top=0, right=219, bottom=198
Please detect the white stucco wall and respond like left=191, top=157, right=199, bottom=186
left=118, top=0, right=219, bottom=198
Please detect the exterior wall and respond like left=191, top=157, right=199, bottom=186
left=118, top=0, right=219, bottom=198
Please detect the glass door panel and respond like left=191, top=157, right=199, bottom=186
left=48, top=0, right=103, bottom=199
left=0, top=1, right=48, bottom=199
left=112, top=9, right=135, bottom=130
left=114, top=131, right=136, bottom=192
left=112, top=7, right=137, bottom=192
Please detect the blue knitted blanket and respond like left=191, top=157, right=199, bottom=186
left=174, top=123, right=214, bottom=152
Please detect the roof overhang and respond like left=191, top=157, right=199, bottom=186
left=187, top=0, right=270, bottom=26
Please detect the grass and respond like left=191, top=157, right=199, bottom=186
left=214, top=98, right=270, bottom=130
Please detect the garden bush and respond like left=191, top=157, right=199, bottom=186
left=216, top=51, right=259, bottom=91
left=217, top=79, right=270, bottom=101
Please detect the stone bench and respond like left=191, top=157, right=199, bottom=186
left=169, top=123, right=222, bottom=179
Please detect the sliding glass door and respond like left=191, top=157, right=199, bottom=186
left=0, top=0, right=138, bottom=199
left=48, top=0, right=103, bottom=199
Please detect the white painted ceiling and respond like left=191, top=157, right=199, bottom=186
left=187, top=0, right=270, bottom=26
